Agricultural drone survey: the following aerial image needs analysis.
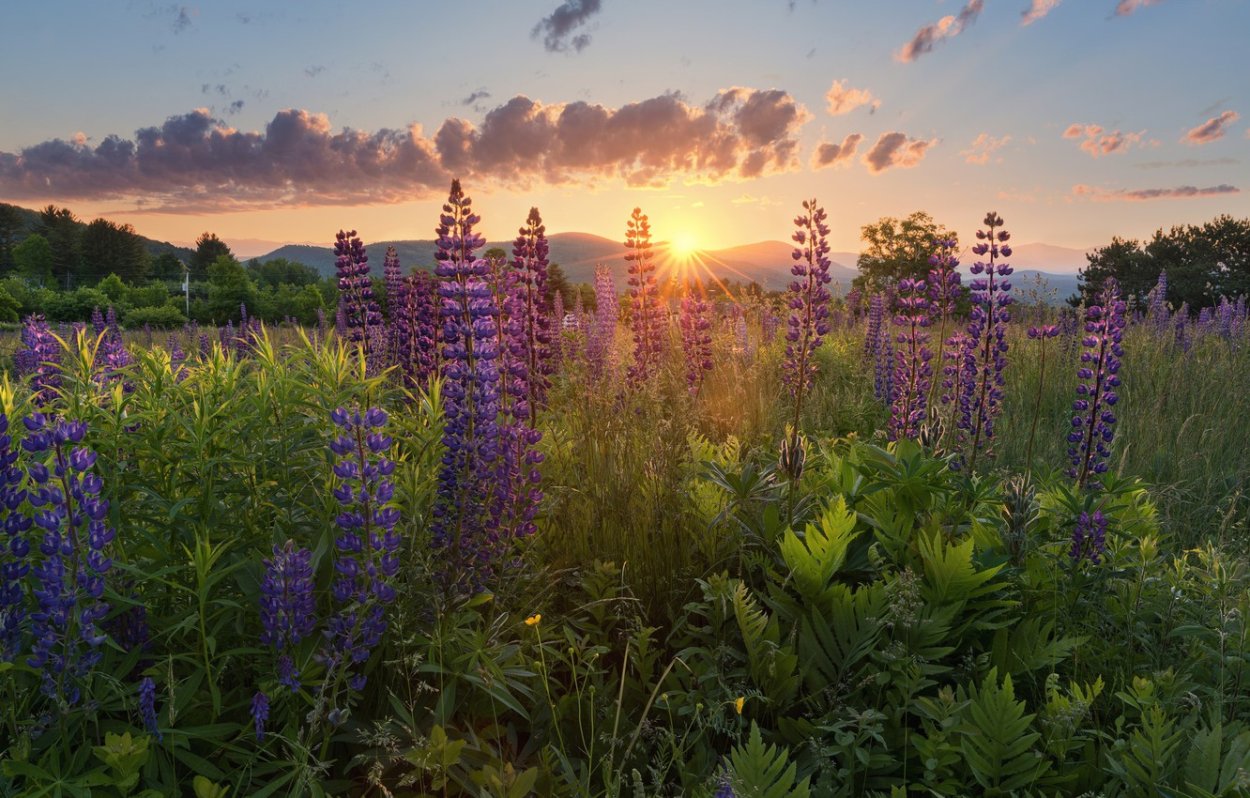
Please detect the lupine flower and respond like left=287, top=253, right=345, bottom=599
left=889, top=278, right=932, bottom=441
left=957, top=212, right=1014, bottom=471
left=678, top=285, right=714, bottom=396
left=761, top=308, right=779, bottom=344
left=322, top=407, right=400, bottom=691
left=715, top=774, right=736, bottom=798
left=334, top=230, right=384, bottom=372
left=1070, top=509, right=1108, bottom=564
left=382, top=246, right=403, bottom=313
left=430, top=180, right=503, bottom=589
left=926, top=238, right=962, bottom=414
left=585, top=266, right=618, bottom=376
left=138, top=676, right=161, bottom=740
left=390, top=270, right=441, bottom=390
left=1068, top=278, right=1126, bottom=488
left=22, top=413, right=113, bottom=704
left=512, top=207, right=554, bottom=417
left=0, top=414, right=31, bottom=662
left=16, top=315, right=61, bottom=406
left=259, top=540, right=317, bottom=691
left=1146, top=271, right=1169, bottom=334
left=873, top=294, right=895, bottom=405
left=251, top=691, right=269, bottom=741
left=95, top=307, right=132, bottom=389
left=550, top=290, right=566, bottom=369
left=625, top=208, right=664, bottom=382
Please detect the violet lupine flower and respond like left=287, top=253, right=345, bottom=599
left=889, top=278, right=932, bottom=441
left=334, top=230, right=384, bottom=371
left=678, top=286, right=714, bottom=396
left=382, top=246, right=403, bottom=314
left=22, top=413, right=113, bottom=704
left=430, top=180, right=502, bottom=589
left=1070, top=509, right=1108, bottom=564
left=957, top=212, right=1014, bottom=471
left=251, top=691, right=269, bottom=741
left=1068, top=278, right=1127, bottom=488
left=138, top=676, right=161, bottom=740
left=926, top=238, right=962, bottom=410
left=625, top=208, right=664, bottom=382
left=259, top=540, right=317, bottom=691
left=95, top=307, right=132, bottom=389
left=761, top=309, right=778, bottom=344
left=322, top=407, right=400, bottom=690
left=390, top=270, right=441, bottom=390
left=874, top=302, right=895, bottom=405
left=0, top=414, right=31, bottom=662
left=715, top=775, right=735, bottom=798
left=512, top=208, right=554, bottom=418
left=585, top=266, right=618, bottom=376
left=16, top=315, right=61, bottom=406
left=549, top=290, right=566, bottom=369
left=782, top=199, right=833, bottom=408
left=863, top=292, right=885, bottom=361
left=1146, top=271, right=1169, bottom=334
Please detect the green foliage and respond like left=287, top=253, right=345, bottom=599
left=13, top=232, right=54, bottom=285
left=854, top=211, right=958, bottom=292
left=124, top=304, right=188, bottom=328
left=728, top=722, right=811, bottom=798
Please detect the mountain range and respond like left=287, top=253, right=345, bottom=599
left=257, top=232, right=1087, bottom=301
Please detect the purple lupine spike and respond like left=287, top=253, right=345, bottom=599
left=585, top=265, right=618, bottom=376
left=251, top=691, right=269, bottom=741
left=957, top=212, right=1014, bottom=471
left=16, top=315, right=61, bottom=407
left=625, top=208, right=663, bottom=382
left=781, top=199, right=833, bottom=481
left=91, top=307, right=106, bottom=337
left=889, top=278, right=932, bottom=441
left=430, top=180, right=503, bottom=590
left=138, top=676, right=161, bottom=740
left=1068, top=277, right=1126, bottom=488
left=390, top=270, right=441, bottom=390
left=1070, top=509, right=1108, bottom=564
left=761, top=308, right=778, bottom=344
left=926, top=238, right=962, bottom=415
left=259, top=539, right=316, bottom=691
left=550, top=290, right=566, bottom=369
left=1146, top=271, right=1169, bottom=334
left=21, top=413, right=113, bottom=705
left=512, top=208, right=553, bottom=418
left=382, top=246, right=403, bottom=313
left=334, top=230, right=384, bottom=372
left=864, top=293, right=886, bottom=361
left=678, top=284, right=714, bottom=396
left=731, top=306, right=752, bottom=360
left=95, top=307, right=133, bottom=389
left=320, top=406, right=400, bottom=700
left=0, top=413, right=32, bottom=662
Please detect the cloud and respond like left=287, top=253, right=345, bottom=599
left=225, top=100, right=244, bottom=115
left=895, top=0, right=984, bottom=63
left=1021, top=0, right=1061, bottom=25
left=1063, top=123, right=1146, bottom=157
left=863, top=132, right=937, bottom=173
left=0, top=88, right=809, bottom=210
left=1072, top=183, right=1239, bottom=201
left=730, top=194, right=781, bottom=207
left=1114, top=0, right=1164, bottom=16
left=824, top=80, right=878, bottom=115
left=461, top=90, right=491, bottom=107
left=812, top=133, right=863, bottom=169
left=532, top=0, right=602, bottom=53
left=961, top=133, right=1010, bottom=164
left=1183, top=110, right=1239, bottom=145
left=304, top=65, right=326, bottom=79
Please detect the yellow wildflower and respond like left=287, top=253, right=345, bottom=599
left=734, top=696, right=745, bottom=715
left=525, top=613, right=542, bottom=627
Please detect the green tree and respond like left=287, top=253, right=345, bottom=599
left=547, top=262, right=574, bottom=306
left=854, top=211, right=958, bottom=292
left=13, top=233, right=54, bottom=285
left=0, top=204, right=23, bottom=275
left=150, top=252, right=186, bottom=281
left=81, top=218, right=149, bottom=284
left=246, top=257, right=321, bottom=289
left=36, top=205, right=82, bottom=289
left=0, top=285, right=18, bottom=322
left=206, top=255, right=256, bottom=321
left=190, top=232, right=233, bottom=281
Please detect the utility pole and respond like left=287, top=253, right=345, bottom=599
left=180, top=259, right=190, bottom=317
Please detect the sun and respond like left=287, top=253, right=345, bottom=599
left=671, top=231, right=700, bottom=259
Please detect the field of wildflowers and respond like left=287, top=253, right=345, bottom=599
left=4, top=182, right=1250, bottom=796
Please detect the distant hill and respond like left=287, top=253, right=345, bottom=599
left=1, top=202, right=196, bottom=263
left=258, top=233, right=860, bottom=293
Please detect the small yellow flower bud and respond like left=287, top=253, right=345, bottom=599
left=525, top=613, right=541, bottom=627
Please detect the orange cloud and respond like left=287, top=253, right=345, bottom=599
left=1114, top=0, right=1164, bottom=16
left=1021, top=0, right=1062, bottom=25
left=1072, top=183, right=1239, bottom=201
left=1183, top=111, right=1240, bottom=145
left=1063, top=123, right=1145, bottom=157
left=895, top=0, right=984, bottom=62
left=961, top=133, right=1011, bottom=165
left=0, top=89, right=811, bottom=211
left=824, top=80, right=878, bottom=115
left=812, top=133, right=863, bottom=169
left=863, top=132, right=937, bottom=173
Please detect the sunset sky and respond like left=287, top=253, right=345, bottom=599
left=1, top=0, right=1247, bottom=256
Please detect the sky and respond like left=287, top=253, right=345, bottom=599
left=0, top=0, right=1247, bottom=256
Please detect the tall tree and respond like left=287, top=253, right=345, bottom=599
left=854, top=211, right=958, bottom=292
left=36, top=205, right=82, bottom=289
left=190, top=232, right=232, bottom=281
left=0, top=204, right=23, bottom=275
left=81, top=218, right=150, bottom=284
left=13, top=233, right=54, bottom=285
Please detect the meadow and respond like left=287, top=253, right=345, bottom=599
left=2, top=192, right=1250, bottom=797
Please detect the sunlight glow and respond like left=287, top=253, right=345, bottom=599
left=671, top=232, right=700, bottom=259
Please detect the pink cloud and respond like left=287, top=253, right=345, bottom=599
left=863, top=132, right=937, bottom=173
left=1115, top=0, right=1164, bottom=16
left=824, top=80, right=878, bottom=116
left=895, top=0, right=984, bottom=63
left=1183, top=111, right=1240, bottom=145
left=1072, top=183, right=1239, bottom=201
left=812, top=133, right=863, bottom=169
left=1063, top=123, right=1145, bottom=157
left=961, top=133, right=1011, bottom=165
left=0, top=88, right=811, bottom=211
left=1021, top=0, right=1061, bottom=25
